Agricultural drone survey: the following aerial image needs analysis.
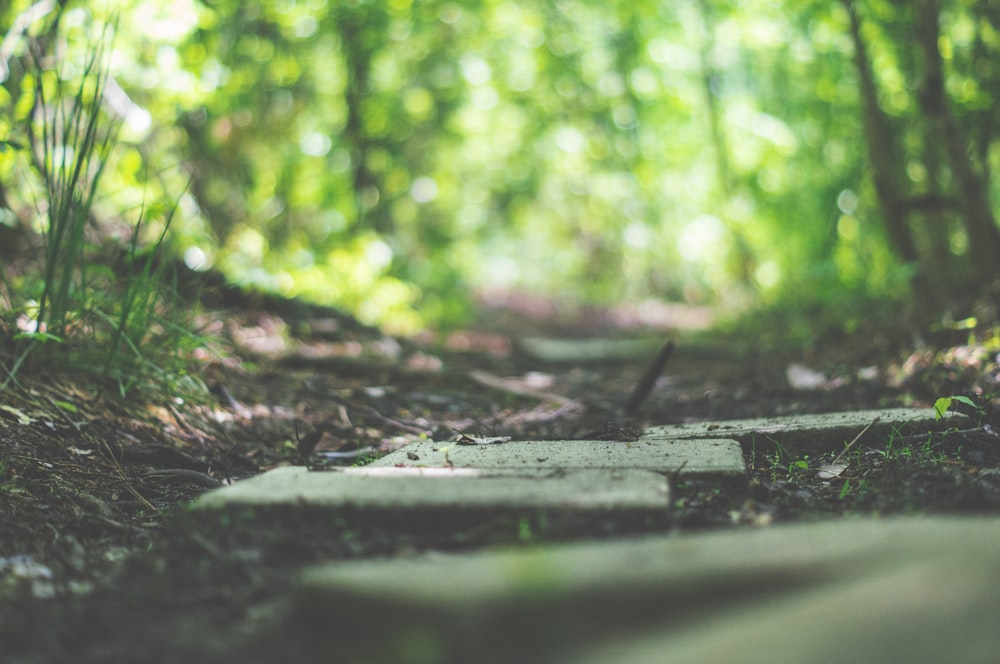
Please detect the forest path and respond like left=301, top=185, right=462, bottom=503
left=3, top=296, right=999, bottom=663
left=184, top=406, right=989, bottom=664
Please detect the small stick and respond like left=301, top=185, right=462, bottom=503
left=467, top=369, right=575, bottom=407
left=625, top=340, right=675, bottom=415
left=99, top=439, right=157, bottom=512
left=831, top=417, right=880, bottom=466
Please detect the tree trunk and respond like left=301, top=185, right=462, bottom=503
left=842, top=0, right=921, bottom=273
left=915, top=85, right=955, bottom=280
left=695, top=0, right=754, bottom=286
left=338, top=8, right=388, bottom=234
left=915, top=0, right=1000, bottom=282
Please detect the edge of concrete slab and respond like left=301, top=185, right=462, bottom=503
left=193, top=466, right=672, bottom=512
left=374, top=438, right=746, bottom=477
left=645, top=407, right=966, bottom=452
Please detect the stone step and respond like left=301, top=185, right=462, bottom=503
left=290, top=516, right=1000, bottom=664
left=648, top=407, right=964, bottom=453
left=193, top=435, right=744, bottom=525
left=189, top=406, right=965, bottom=553
left=373, top=437, right=745, bottom=476
left=194, top=465, right=671, bottom=512
left=192, top=408, right=959, bottom=521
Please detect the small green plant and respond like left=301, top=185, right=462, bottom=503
left=789, top=458, right=809, bottom=473
left=872, top=427, right=913, bottom=462
left=518, top=518, right=533, bottom=542
left=933, top=395, right=979, bottom=421
left=32, top=39, right=116, bottom=344
left=839, top=477, right=870, bottom=502
left=351, top=451, right=379, bottom=467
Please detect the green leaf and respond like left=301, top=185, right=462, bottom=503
left=933, top=397, right=952, bottom=420
left=935, top=396, right=977, bottom=420
left=952, top=396, right=976, bottom=410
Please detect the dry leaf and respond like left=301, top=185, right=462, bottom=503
left=817, top=463, right=848, bottom=480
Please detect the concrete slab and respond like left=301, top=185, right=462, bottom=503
left=570, top=556, right=1000, bottom=664
left=645, top=407, right=965, bottom=452
left=516, top=336, right=664, bottom=362
left=374, top=438, right=745, bottom=477
left=292, top=517, right=1000, bottom=664
left=193, top=465, right=671, bottom=511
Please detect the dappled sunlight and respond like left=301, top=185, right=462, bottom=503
left=1, top=0, right=999, bottom=337
left=2, top=5, right=1000, bottom=662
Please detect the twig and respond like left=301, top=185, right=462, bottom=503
left=144, top=469, right=223, bottom=489
left=669, top=459, right=688, bottom=485
left=356, top=405, right=431, bottom=436
left=625, top=340, right=675, bottom=414
left=216, top=383, right=242, bottom=412
left=98, top=438, right=157, bottom=512
left=892, top=424, right=998, bottom=445
left=467, top=369, right=574, bottom=406
left=831, top=417, right=880, bottom=466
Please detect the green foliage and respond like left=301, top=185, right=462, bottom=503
left=933, top=395, right=976, bottom=420
left=0, top=14, right=206, bottom=400
left=30, top=26, right=117, bottom=345
left=3, top=0, right=999, bottom=335
left=517, top=518, right=533, bottom=543
left=713, top=283, right=908, bottom=353
left=351, top=451, right=378, bottom=467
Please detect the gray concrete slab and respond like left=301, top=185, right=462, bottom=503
left=292, top=517, right=1000, bottom=664
left=193, top=465, right=671, bottom=511
left=516, top=336, right=665, bottom=362
left=374, top=438, right=745, bottom=476
left=570, top=556, right=1000, bottom=664
left=645, top=407, right=965, bottom=452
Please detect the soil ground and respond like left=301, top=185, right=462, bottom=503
left=1, top=291, right=999, bottom=662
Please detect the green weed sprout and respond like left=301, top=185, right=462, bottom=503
left=933, top=395, right=976, bottom=421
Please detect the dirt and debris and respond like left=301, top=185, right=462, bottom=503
left=1, top=293, right=999, bottom=662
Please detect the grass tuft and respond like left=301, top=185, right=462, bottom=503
left=0, top=16, right=208, bottom=402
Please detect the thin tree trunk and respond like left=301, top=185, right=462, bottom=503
left=915, top=136, right=954, bottom=279
left=339, top=8, right=387, bottom=234
left=695, top=0, right=731, bottom=195
left=842, top=0, right=920, bottom=271
left=913, top=30, right=954, bottom=283
left=695, top=0, right=754, bottom=286
left=915, top=0, right=1000, bottom=282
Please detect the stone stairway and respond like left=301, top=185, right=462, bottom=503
left=197, top=408, right=953, bottom=515
left=193, top=408, right=1000, bottom=663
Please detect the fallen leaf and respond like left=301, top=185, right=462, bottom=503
left=817, top=463, right=848, bottom=480
left=0, top=404, right=34, bottom=425
left=455, top=433, right=512, bottom=446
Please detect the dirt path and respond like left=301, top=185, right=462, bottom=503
left=1, top=300, right=998, bottom=662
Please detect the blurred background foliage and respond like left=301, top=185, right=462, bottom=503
left=2, top=0, right=999, bottom=335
